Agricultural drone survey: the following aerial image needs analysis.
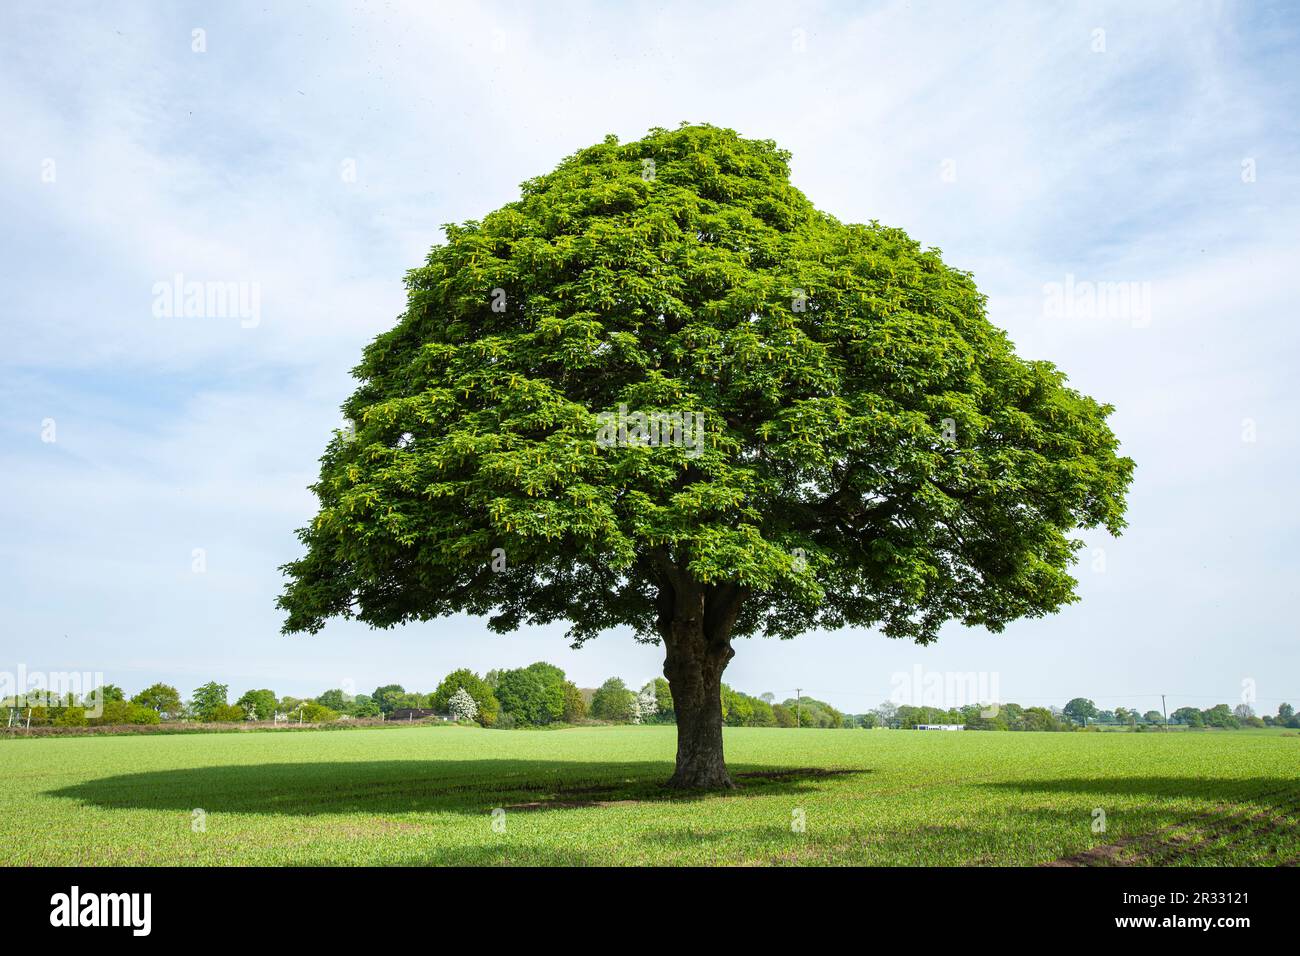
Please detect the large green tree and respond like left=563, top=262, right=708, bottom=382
left=279, top=124, right=1132, bottom=788
left=1063, top=697, right=1099, bottom=727
left=429, top=668, right=501, bottom=726
left=130, top=682, right=183, bottom=719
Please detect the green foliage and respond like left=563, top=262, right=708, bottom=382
left=590, top=678, right=636, bottom=722
left=279, top=123, right=1133, bottom=653
left=638, top=677, right=673, bottom=723
left=237, top=689, right=278, bottom=720
left=1202, top=704, right=1241, bottom=729
left=430, top=669, right=501, bottom=727
left=90, top=700, right=161, bottom=726
left=189, top=682, right=229, bottom=722
left=782, top=696, right=844, bottom=728
left=93, top=684, right=125, bottom=704
left=53, top=707, right=87, bottom=727
left=371, top=685, right=406, bottom=716
left=210, top=703, right=247, bottom=723
left=130, top=683, right=182, bottom=719
left=315, top=689, right=350, bottom=712
left=298, top=702, right=339, bottom=723
left=495, top=665, right=566, bottom=725
left=561, top=681, right=587, bottom=722
left=1063, top=697, right=1098, bottom=727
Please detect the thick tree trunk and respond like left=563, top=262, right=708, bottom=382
left=664, top=633, right=734, bottom=789
left=655, top=567, right=746, bottom=790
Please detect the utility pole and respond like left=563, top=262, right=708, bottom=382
left=1161, top=694, right=1168, bottom=732
left=796, top=688, right=802, bottom=728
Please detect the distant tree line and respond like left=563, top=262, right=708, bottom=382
left=8, top=680, right=1295, bottom=733
left=2, top=667, right=852, bottom=731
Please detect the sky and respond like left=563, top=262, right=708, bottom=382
left=2, top=0, right=1298, bottom=717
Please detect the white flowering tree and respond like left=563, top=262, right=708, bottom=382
left=448, top=687, right=478, bottom=723
left=632, top=686, right=659, bottom=725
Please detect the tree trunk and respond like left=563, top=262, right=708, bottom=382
left=656, top=570, right=745, bottom=790
left=664, top=633, right=734, bottom=789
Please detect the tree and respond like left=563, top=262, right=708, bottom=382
left=641, top=677, right=673, bottom=723
left=316, top=688, right=351, bottom=712
left=1142, top=710, right=1163, bottom=725
left=237, top=688, right=278, bottom=720
left=88, top=684, right=125, bottom=706
left=448, top=687, right=478, bottom=722
left=131, top=683, right=183, bottom=719
left=1278, top=702, right=1295, bottom=723
left=189, top=682, right=229, bottom=722
left=278, top=124, right=1133, bottom=788
left=494, top=668, right=555, bottom=725
left=783, top=695, right=843, bottom=728
left=371, top=685, right=405, bottom=716
left=873, top=701, right=899, bottom=728
left=520, top=662, right=567, bottom=722
left=590, top=678, right=636, bottom=722
left=430, top=669, right=501, bottom=726
left=1063, top=698, right=1098, bottom=728
left=1203, top=704, right=1240, bottom=729
left=561, top=681, right=587, bottom=722
left=1172, top=706, right=1203, bottom=728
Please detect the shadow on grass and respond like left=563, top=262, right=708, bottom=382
left=48, top=760, right=869, bottom=816
left=982, top=776, right=1300, bottom=865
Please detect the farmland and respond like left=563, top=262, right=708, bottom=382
left=2, top=725, right=1297, bottom=866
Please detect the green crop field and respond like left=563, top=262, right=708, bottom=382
left=2, top=726, right=1297, bottom=866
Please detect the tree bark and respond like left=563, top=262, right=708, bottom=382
left=654, top=560, right=745, bottom=789
left=664, top=628, right=734, bottom=788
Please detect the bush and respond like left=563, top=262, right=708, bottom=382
left=53, top=707, right=88, bottom=727
left=90, top=700, right=161, bottom=726
left=298, top=702, right=339, bottom=723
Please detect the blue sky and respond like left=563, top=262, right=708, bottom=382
left=2, top=0, right=1298, bottom=716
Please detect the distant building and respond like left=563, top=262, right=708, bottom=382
left=914, top=724, right=965, bottom=731
left=389, top=708, right=446, bottom=721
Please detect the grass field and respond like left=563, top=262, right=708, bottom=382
left=2, top=725, right=1297, bottom=866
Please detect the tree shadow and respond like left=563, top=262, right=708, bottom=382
left=981, top=776, right=1300, bottom=865
left=47, top=760, right=869, bottom=816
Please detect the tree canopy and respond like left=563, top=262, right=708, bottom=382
left=279, top=123, right=1131, bottom=648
